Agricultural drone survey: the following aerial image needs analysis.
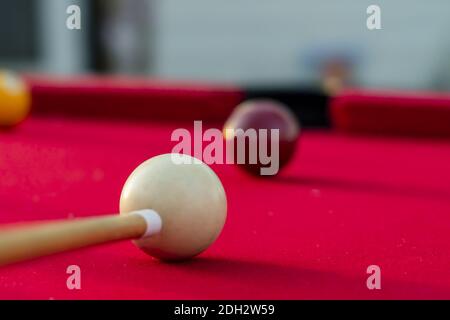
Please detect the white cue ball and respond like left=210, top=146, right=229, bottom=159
left=120, top=153, right=227, bottom=261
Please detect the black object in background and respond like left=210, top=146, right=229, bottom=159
left=87, top=0, right=108, bottom=72
left=246, top=85, right=330, bottom=127
left=0, top=0, right=38, bottom=60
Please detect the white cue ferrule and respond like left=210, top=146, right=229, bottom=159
left=131, top=209, right=162, bottom=238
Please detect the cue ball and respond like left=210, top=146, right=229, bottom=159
left=0, top=71, right=31, bottom=127
left=120, top=153, right=227, bottom=261
left=223, top=99, right=300, bottom=176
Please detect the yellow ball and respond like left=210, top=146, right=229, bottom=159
left=0, top=71, right=31, bottom=127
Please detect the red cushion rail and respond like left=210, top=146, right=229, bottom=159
left=330, top=89, right=450, bottom=138
left=23, top=74, right=244, bottom=123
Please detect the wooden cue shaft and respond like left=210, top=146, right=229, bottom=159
left=0, top=214, right=148, bottom=267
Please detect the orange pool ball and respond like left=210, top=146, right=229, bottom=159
left=0, top=71, right=31, bottom=127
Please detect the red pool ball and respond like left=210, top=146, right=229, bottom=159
left=223, top=99, right=300, bottom=176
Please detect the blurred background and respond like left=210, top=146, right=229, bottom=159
left=1, top=0, right=450, bottom=93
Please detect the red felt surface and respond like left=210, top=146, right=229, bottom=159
left=1, top=116, right=450, bottom=299
left=331, top=89, right=450, bottom=138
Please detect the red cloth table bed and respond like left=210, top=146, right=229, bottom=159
left=0, top=76, right=450, bottom=299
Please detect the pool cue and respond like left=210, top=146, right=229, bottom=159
left=0, top=211, right=156, bottom=267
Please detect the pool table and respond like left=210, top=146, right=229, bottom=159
left=0, top=76, right=450, bottom=300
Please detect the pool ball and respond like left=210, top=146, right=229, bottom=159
left=223, top=99, right=300, bottom=176
left=120, top=153, right=227, bottom=261
left=0, top=71, right=31, bottom=127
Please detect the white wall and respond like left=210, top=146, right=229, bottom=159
left=152, top=0, right=450, bottom=89
left=37, top=0, right=89, bottom=74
